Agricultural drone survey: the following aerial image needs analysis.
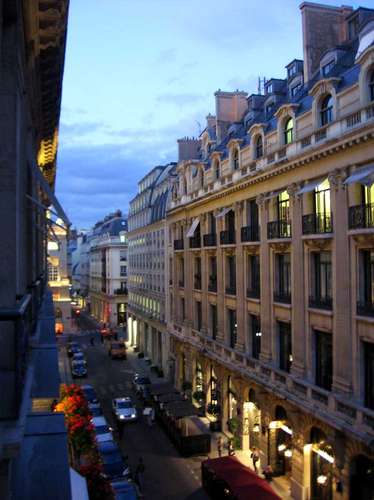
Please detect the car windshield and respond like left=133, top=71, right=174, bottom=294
left=117, top=401, right=132, bottom=409
left=95, top=425, right=110, bottom=434
left=103, top=451, right=122, bottom=464
left=74, top=352, right=84, bottom=358
left=73, top=361, right=85, bottom=367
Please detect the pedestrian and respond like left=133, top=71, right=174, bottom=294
left=114, top=331, right=118, bottom=341
left=228, top=438, right=235, bottom=456
left=135, top=457, right=145, bottom=491
left=251, top=446, right=260, bottom=473
left=90, top=335, right=94, bottom=346
left=217, top=436, right=223, bottom=457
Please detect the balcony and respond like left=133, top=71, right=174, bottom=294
left=241, top=225, right=259, bottom=242
left=273, top=291, right=291, bottom=304
left=357, top=301, right=374, bottom=317
left=203, top=233, right=217, bottom=246
left=309, top=295, right=332, bottom=310
left=174, top=239, right=184, bottom=250
left=194, top=274, right=202, bottom=290
left=220, top=229, right=236, bottom=245
left=208, top=276, right=217, bottom=292
left=349, top=204, right=374, bottom=230
left=225, top=285, right=236, bottom=296
left=267, top=220, right=291, bottom=239
left=189, top=235, right=201, bottom=249
left=302, top=212, right=333, bottom=234
left=247, top=288, right=260, bottom=299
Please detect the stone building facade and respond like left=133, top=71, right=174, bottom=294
left=167, top=4, right=374, bottom=499
left=127, top=163, right=176, bottom=375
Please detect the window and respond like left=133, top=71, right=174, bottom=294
left=288, top=65, right=297, bottom=78
left=266, top=83, right=273, bottom=94
left=226, top=255, right=236, bottom=294
left=181, top=297, right=185, bottom=320
left=290, top=83, right=302, bottom=97
left=48, top=264, right=59, bottom=281
left=284, top=117, right=293, bottom=144
left=322, top=60, right=335, bottom=77
left=196, top=301, right=202, bottom=331
left=277, top=191, right=290, bottom=222
left=249, top=314, right=261, bottom=359
left=370, top=69, right=374, bottom=102
left=233, top=148, right=239, bottom=170
left=120, top=250, right=127, bottom=261
left=200, top=168, right=204, bottom=188
left=209, top=212, right=216, bottom=234
left=228, top=309, right=237, bottom=348
left=194, top=257, right=202, bottom=289
left=315, top=330, right=332, bottom=390
left=214, top=160, right=220, bottom=180
left=179, top=257, right=184, bottom=287
left=364, top=341, right=374, bottom=410
left=358, top=250, right=374, bottom=314
left=311, top=252, right=332, bottom=307
left=120, top=266, right=127, bottom=277
left=266, top=103, right=275, bottom=117
left=278, top=322, right=292, bottom=372
left=320, top=94, right=333, bottom=126
left=209, top=256, right=217, bottom=292
left=210, top=304, right=217, bottom=340
left=275, top=253, right=291, bottom=302
left=247, top=254, right=260, bottom=298
left=255, top=136, right=263, bottom=158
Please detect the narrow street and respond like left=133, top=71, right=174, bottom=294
left=58, top=333, right=209, bottom=500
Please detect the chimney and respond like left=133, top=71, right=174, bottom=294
left=300, top=2, right=353, bottom=83
left=214, top=90, right=248, bottom=142
left=206, top=113, right=216, bottom=131
left=177, top=137, right=201, bottom=162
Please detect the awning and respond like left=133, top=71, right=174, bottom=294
left=186, top=217, right=200, bottom=238
left=70, top=468, right=89, bottom=500
left=215, top=207, right=233, bottom=219
left=297, top=177, right=326, bottom=195
left=164, top=401, right=198, bottom=418
left=263, top=189, right=285, bottom=201
left=344, top=164, right=374, bottom=187
left=30, top=159, right=71, bottom=227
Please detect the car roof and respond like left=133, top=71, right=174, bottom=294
left=92, top=416, right=108, bottom=426
left=81, top=384, right=95, bottom=391
left=88, top=402, right=101, bottom=408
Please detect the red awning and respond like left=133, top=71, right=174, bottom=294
left=202, top=456, right=280, bottom=500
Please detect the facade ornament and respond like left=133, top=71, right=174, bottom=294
left=256, top=193, right=266, bottom=207
left=234, top=200, right=244, bottom=213
left=328, top=168, right=347, bottom=191
left=287, top=182, right=301, bottom=200
left=309, top=78, right=341, bottom=98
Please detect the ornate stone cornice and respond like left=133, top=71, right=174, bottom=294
left=274, top=103, right=300, bottom=119
left=287, top=182, right=302, bottom=200
left=248, top=123, right=267, bottom=136
left=269, top=242, right=291, bottom=252
left=328, top=168, right=348, bottom=191
left=309, top=78, right=341, bottom=98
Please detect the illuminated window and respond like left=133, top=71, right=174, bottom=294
left=232, top=148, right=239, bottom=170
left=47, top=241, right=59, bottom=251
left=284, top=118, right=293, bottom=144
left=320, top=95, right=333, bottom=126
left=48, top=264, right=59, bottom=281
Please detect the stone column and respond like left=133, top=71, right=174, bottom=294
left=257, top=195, right=272, bottom=362
left=200, top=214, right=209, bottom=334
left=184, top=218, right=193, bottom=327
left=288, top=183, right=305, bottom=378
left=216, top=212, right=225, bottom=343
left=235, top=201, right=245, bottom=351
left=329, top=169, right=352, bottom=395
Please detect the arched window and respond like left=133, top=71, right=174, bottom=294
left=284, top=117, right=293, bottom=144
left=320, top=94, right=333, bottom=126
left=255, top=136, right=263, bottom=158
left=233, top=148, right=239, bottom=170
left=370, top=69, right=374, bottom=102
left=214, top=160, right=220, bottom=180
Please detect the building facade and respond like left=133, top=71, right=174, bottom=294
left=167, top=4, right=374, bottom=499
left=127, top=163, right=176, bottom=375
left=88, top=213, right=128, bottom=329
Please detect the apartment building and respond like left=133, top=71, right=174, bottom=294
left=88, top=213, right=128, bottom=329
left=127, top=163, right=176, bottom=375
left=167, top=4, right=374, bottom=499
left=0, top=1, right=72, bottom=498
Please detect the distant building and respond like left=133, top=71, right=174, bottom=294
left=127, top=163, right=176, bottom=375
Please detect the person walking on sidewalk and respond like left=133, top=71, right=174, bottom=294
left=251, top=446, right=260, bottom=473
left=135, top=457, right=145, bottom=491
left=217, top=436, right=223, bottom=457
left=90, top=335, right=95, bottom=346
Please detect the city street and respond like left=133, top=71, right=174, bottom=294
left=58, top=333, right=209, bottom=500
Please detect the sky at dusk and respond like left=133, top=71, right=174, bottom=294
left=56, top=0, right=367, bottom=229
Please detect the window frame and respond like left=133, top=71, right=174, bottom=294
left=284, top=117, right=294, bottom=145
left=320, top=94, right=333, bottom=126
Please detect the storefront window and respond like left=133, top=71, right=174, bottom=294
left=310, top=427, right=334, bottom=500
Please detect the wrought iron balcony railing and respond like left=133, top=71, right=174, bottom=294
left=241, top=225, right=259, bottom=242
left=267, top=220, right=291, bottom=239
left=194, top=275, right=202, bottom=290
left=208, top=277, right=217, bottom=292
left=174, top=239, right=184, bottom=250
left=247, top=288, right=260, bottom=299
left=189, top=235, right=201, bottom=248
left=203, top=233, right=217, bottom=247
left=309, top=295, right=332, bottom=310
left=349, top=204, right=374, bottom=229
left=220, top=229, right=236, bottom=245
left=273, top=291, right=291, bottom=304
left=357, top=301, right=374, bottom=317
left=302, top=212, right=333, bottom=234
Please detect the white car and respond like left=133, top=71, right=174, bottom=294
left=112, top=397, right=137, bottom=422
left=92, top=416, right=113, bottom=443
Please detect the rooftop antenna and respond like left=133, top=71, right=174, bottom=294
left=257, top=77, right=267, bottom=95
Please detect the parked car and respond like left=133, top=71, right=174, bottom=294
left=72, top=351, right=86, bottom=364
left=109, top=341, right=127, bottom=360
left=71, top=360, right=87, bottom=378
left=67, top=342, right=80, bottom=357
left=92, top=416, right=113, bottom=443
left=98, top=441, right=126, bottom=479
left=88, top=402, right=103, bottom=417
left=81, top=384, right=99, bottom=404
left=112, top=397, right=137, bottom=422
left=132, top=374, right=151, bottom=396
left=110, top=479, right=139, bottom=500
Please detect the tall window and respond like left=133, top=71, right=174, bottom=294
left=255, top=136, right=263, bottom=158
left=214, top=160, right=220, bottom=180
left=278, top=322, right=292, bottom=372
left=359, top=250, right=374, bottom=310
left=315, top=179, right=331, bottom=215
left=277, top=191, right=290, bottom=221
left=194, top=257, right=202, bottom=289
left=226, top=255, right=236, bottom=294
left=311, top=252, right=332, bottom=306
left=275, top=253, right=291, bottom=302
left=320, top=94, right=333, bottom=126
left=315, top=330, right=333, bottom=390
left=209, top=211, right=216, bottom=234
left=179, top=257, right=184, bottom=287
left=284, top=117, right=293, bottom=144
left=120, top=265, right=127, bottom=277
left=48, top=264, right=59, bottom=281
left=181, top=297, right=185, bottom=320
left=364, top=341, right=374, bottom=410
left=322, top=59, right=335, bottom=76
left=210, top=304, right=217, bottom=340
left=209, top=256, right=217, bottom=292
left=247, top=254, right=260, bottom=298
left=249, top=314, right=261, bottom=359
left=196, top=301, right=202, bottom=331
left=233, top=148, right=239, bottom=170
left=370, top=69, right=374, bottom=102
left=228, top=309, right=237, bottom=348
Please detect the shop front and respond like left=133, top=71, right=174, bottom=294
left=117, top=303, right=126, bottom=326
left=306, top=427, right=334, bottom=500
left=243, top=388, right=261, bottom=451
left=207, top=365, right=221, bottom=431
left=268, top=406, right=293, bottom=479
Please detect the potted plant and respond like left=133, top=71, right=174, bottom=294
left=207, top=403, right=221, bottom=431
left=227, top=417, right=240, bottom=435
left=192, top=390, right=206, bottom=403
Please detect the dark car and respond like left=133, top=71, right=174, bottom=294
left=72, top=351, right=86, bottom=364
left=71, top=360, right=87, bottom=378
left=67, top=342, right=80, bottom=357
left=110, top=479, right=139, bottom=500
left=88, top=402, right=103, bottom=417
left=132, top=374, right=151, bottom=396
left=97, top=441, right=125, bottom=479
left=81, top=384, right=99, bottom=404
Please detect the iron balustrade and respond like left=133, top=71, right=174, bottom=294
left=225, top=285, right=237, bottom=296
left=357, top=301, right=374, bottom=317
left=247, top=288, right=260, bottom=299
left=309, top=295, right=332, bottom=310
left=267, top=220, right=291, bottom=239
left=273, top=291, right=291, bottom=304
left=302, top=213, right=333, bottom=234
left=174, top=239, right=184, bottom=250
left=194, top=275, right=202, bottom=290
left=220, top=230, right=236, bottom=245
left=241, top=225, right=259, bottom=242
left=349, top=204, right=374, bottom=229
left=208, top=277, right=217, bottom=292
left=203, top=233, right=217, bottom=247
left=189, top=235, right=201, bottom=248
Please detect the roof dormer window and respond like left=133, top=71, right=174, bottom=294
left=266, top=102, right=275, bottom=117
left=322, top=60, right=335, bottom=77
left=290, top=83, right=302, bottom=98
left=266, top=83, right=273, bottom=94
left=288, top=65, right=297, bottom=78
